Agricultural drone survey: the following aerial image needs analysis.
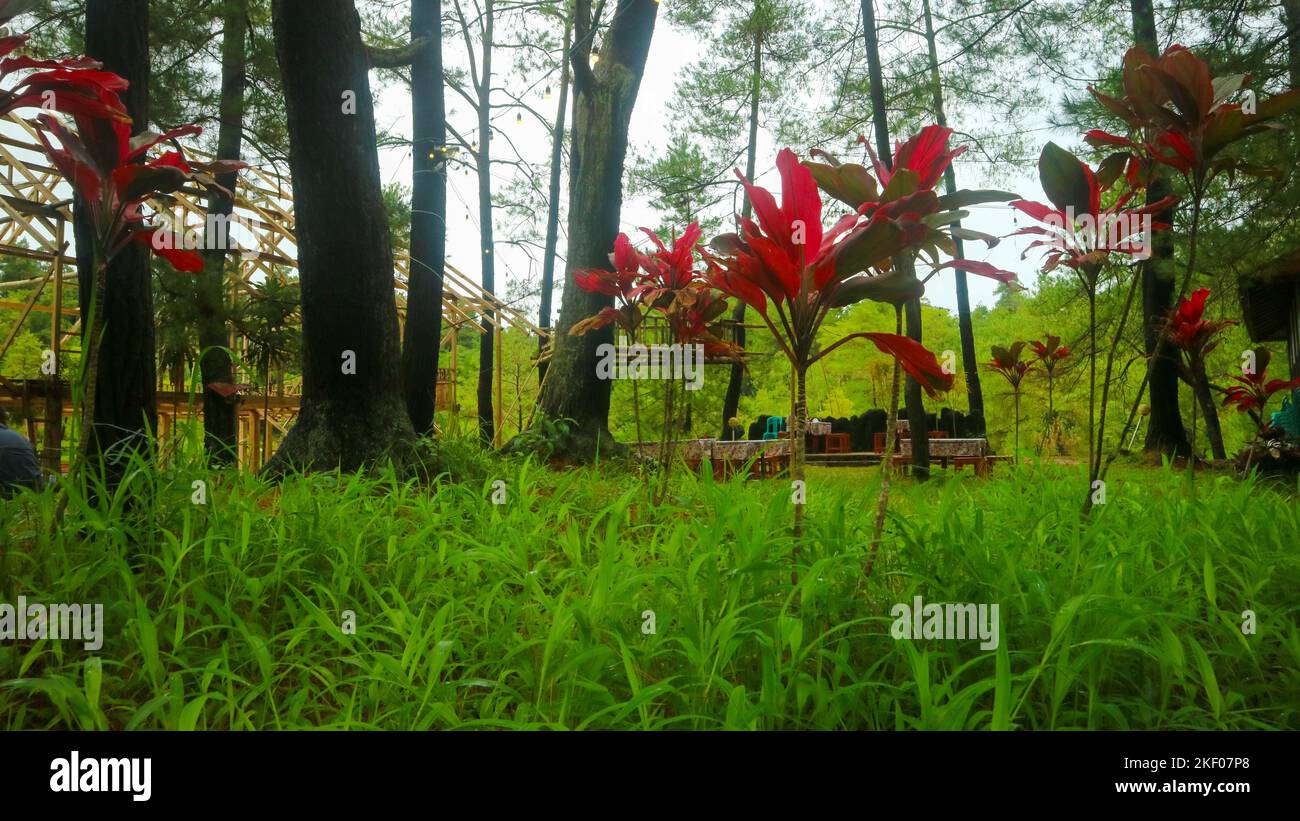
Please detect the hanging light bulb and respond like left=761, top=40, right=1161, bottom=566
left=591, top=52, right=600, bottom=66
left=543, top=85, right=553, bottom=101
left=516, top=112, right=522, bottom=125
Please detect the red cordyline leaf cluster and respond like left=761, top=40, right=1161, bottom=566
left=571, top=223, right=739, bottom=360
left=1028, top=334, right=1069, bottom=373
left=1085, top=45, right=1300, bottom=184
left=987, top=341, right=1035, bottom=390
left=1010, top=142, right=1177, bottom=276
left=0, top=2, right=246, bottom=273
left=704, top=146, right=949, bottom=392
left=702, top=128, right=1022, bottom=396
left=1223, top=348, right=1300, bottom=416
left=1169, top=287, right=1236, bottom=361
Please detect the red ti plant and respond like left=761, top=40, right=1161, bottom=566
left=1028, top=334, right=1069, bottom=453
left=33, top=99, right=245, bottom=466
left=1082, top=44, right=1300, bottom=482
left=1223, top=347, right=1300, bottom=428
left=0, top=9, right=242, bottom=470
left=571, top=223, right=739, bottom=469
left=571, top=232, right=654, bottom=446
left=1012, top=142, right=1176, bottom=501
left=1168, top=288, right=1236, bottom=459
left=1028, top=334, right=1069, bottom=418
left=806, top=126, right=1019, bottom=564
left=703, top=148, right=958, bottom=539
left=986, top=342, right=1036, bottom=460
left=803, top=127, right=1019, bottom=567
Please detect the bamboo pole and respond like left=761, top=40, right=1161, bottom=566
left=450, top=331, right=459, bottom=437
left=493, top=319, right=503, bottom=447
left=43, top=222, right=65, bottom=474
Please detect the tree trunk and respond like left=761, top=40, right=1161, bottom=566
left=719, top=17, right=762, bottom=437
left=74, top=0, right=156, bottom=483
left=537, top=16, right=571, bottom=386
left=1130, top=0, right=1189, bottom=458
left=922, top=0, right=983, bottom=434
left=198, top=0, right=248, bottom=466
left=862, top=0, right=928, bottom=478
left=1284, top=0, right=1300, bottom=90
left=1192, top=360, right=1226, bottom=460
left=475, top=0, right=497, bottom=444
left=903, top=290, right=929, bottom=478
left=263, top=0, right=416, bottom=474
left=535, top=0, right=659, bottom=458
left=402, top=0, right=447, bottom=435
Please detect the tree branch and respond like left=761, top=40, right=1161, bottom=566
left=366, top=36, right=431, bottom=69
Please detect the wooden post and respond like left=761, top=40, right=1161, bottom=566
left=43, top=226, right=66, bottom=474
left=263, top=410, right=273, bottom=464
left=249, top=408, right=261, bottom=471
left=450, top=329, right=459, bottom=437
left=493, top=319, right=503, bottom=447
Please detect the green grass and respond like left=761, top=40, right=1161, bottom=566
left=1, top=449, right=1297, bottom=730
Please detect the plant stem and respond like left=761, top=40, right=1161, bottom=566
left=1099, top=189, right=1205, bottom=487
left=76, top=262, right=108, bottom=474
left=791, top=363, right=807, bottom=583
left=866, top=306, right=904, bottom=578
left=1088, top=285, right=1096, bottom=474
left=1084, top=259, right=1143, bottom=514
left=1014, top=389, right=1020, bottom=464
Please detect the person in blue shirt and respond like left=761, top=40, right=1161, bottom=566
left=0, top=405, right=43, bottom=496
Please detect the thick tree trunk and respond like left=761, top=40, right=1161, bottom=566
left=862, top=0, right=929, bottom=477
left=402, top=0, right=447, bottom=435
left=922, top=0, right=983, bottom=434
left=475, top=0, right=497, bottom=444
left=719, top=19, right=762, bottom=437
left=535, top=0, right=659, bottom=458
left=1131, top=0, right=1190, bottom=457
left=537, top=17, right=571, bottom=386
left=74, top=0, right=156, bottom=483
left=198, top=0, right=248, bottom=466
left=264, top=0, right=416, bottom=474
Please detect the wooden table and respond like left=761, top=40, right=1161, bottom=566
left=631, top=438, right=790, bottom=478
left=711, top=438, right=790, bottom=478
left=897, top=437, right=998, bottom=475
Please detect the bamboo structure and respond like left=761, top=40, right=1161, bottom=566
left=0, top=113, right=549, bottom=470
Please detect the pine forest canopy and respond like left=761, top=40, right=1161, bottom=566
left=0, top=0, right=1297, bottom=473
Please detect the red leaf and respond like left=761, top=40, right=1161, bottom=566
left=133, top=229, right=204, bottom=272
left=930, top=258, right=1020, bottom=283
left=861, top=332, right=954, bottom=398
